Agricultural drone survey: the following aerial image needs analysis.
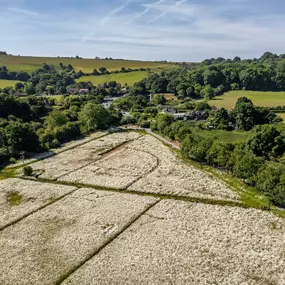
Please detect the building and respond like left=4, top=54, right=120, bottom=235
left=67, top=88, right=79, bottom=94
left=78, top=89, right=89, bottom=95
left=14, top=92, right=27, bottom=97
left=173, top=113, right=189, bottom=121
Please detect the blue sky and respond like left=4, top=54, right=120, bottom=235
left=1, top=0, right=285, bottom=61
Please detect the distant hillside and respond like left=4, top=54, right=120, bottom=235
left=0, top=55, right=175, bottom=73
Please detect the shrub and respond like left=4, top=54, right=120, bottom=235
left=23, top=166, right=33, bottom=176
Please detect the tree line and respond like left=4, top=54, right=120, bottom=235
left=125, top=52, right=285, bottom=100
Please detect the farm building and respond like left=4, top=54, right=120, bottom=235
left=67, top=88, right=79, bottom=94
left=78, top=89, right=89, bottom=94
left=14, top=92, right=27, bottom=97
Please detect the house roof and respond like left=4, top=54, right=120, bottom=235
left=14, top=92, right=27, bottom=97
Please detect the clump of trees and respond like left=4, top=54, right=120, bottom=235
left=0, top=91, right=118, bottom=164
left=208, top=97, right=280, bottom=131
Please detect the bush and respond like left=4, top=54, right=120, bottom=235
left=23, top=166, right=33, bottom=176
left=9, top=157, right=16, bottom=164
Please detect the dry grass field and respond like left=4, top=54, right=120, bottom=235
left=127, top=135, right=239, bottom=202
left=63, top=200, right=285, bottom=285
left=0, top=178, right=76, bottom=230
left=0, top=185, right=157, bottom=285
left=31, top=132, right=140, bottom=180
left=1, top=130, right=285, bottom=285
left=0, top=55, right=174, bottom=73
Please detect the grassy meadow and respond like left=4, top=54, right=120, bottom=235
left=0, top=55, right=174, bottom=73
left=277, top=113, right=285, bottom=123
left=209, top=91, right=285, bottom=109
left=0, top=80, right=20, bottom=88
left=195, top=128, right=248, bottom=143
left=77, top=71, right=148, bottom=86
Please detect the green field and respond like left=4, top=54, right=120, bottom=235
left=196, top=129, right=248, bottom=143
left=0, top=55, right=174, bottom=73
left=0, top=80, right=19, bottom=88
left=76, top=71, right=148, bottom=86
left=209, top=91, right=285, bottom=109
left=277, top=113, right=285, bottom=123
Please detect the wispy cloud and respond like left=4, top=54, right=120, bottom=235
left=101, top=1, right=131, bottom=24
left=1, top=0, right=285, bottom=61
left=146, top=0, right=187, bottom=24
left=128, top=0, right=166, bottom=24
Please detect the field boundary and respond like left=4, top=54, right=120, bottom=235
left=6, top=132, right=109, bottom=170
left=55, top=199, right=161, bottom=285
left=20, top=176, right=258, bottom=210
left=124, top=147, right=160, bottom=189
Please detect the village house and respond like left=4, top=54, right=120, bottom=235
left=14, top=92, right=27, bottom=97
left=78, top=89, right=89, bottom=95
left=67, top=88, right=79, bottom=94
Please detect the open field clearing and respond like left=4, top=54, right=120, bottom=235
left=0, top=79, right=19, bottom=88
left=194, top=129, right=249, bottom=143
left=0, top=55, right=174, bottom=73
left=128, top=135, right=239, bottom=202
left=30, top=131, right=140, bottom=180
left=163, top=93, right=179, bottom=101
left=60, top=147, right=158, bottom=189
left=209, top=90, right=285, bottom=109
left=0, top=187, right=157, bottom=285
left=0, top=178, right=76, bottom=230
left=63, top=200, right=285, bottom=285
left=278, top=113, right=285, bottom=123
left=77, top=71, right=148, bottom=86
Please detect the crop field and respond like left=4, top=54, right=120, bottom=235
left=0, top=79, right=19, bottom=88
left=41, top=132, right=239, bottom=201
left=0, top=178, right=76, bottom=230
left=9, top=132, right=107, bottom=169
left=0, top=55, right=174, bottom=73
left=61, top=147, right=158, bottom=189
left=2, top=130, right=285, bottom=284
left=30, top=131, right=140, bottom=180
left=62, top=200, right=285, bottom=285
left=0, top=184, right=157, bottom=285
left=209, top=90, right=285, bottom=109
left=77, top=71, right=148, bottom=86
left=127, top=135, right=239, bottom=201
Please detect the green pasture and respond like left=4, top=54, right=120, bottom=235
left=209, top=91, right=285, bottom=109
left=0, top=80, right=19, bottom=88
left=76, top=71, right=148, bottom=86
left=196, top=129, right=248, bottom=143
left=277, top=113, right=285, bottom=123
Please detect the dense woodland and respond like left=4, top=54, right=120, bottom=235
left=1, top=52, right=285, bottom=207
